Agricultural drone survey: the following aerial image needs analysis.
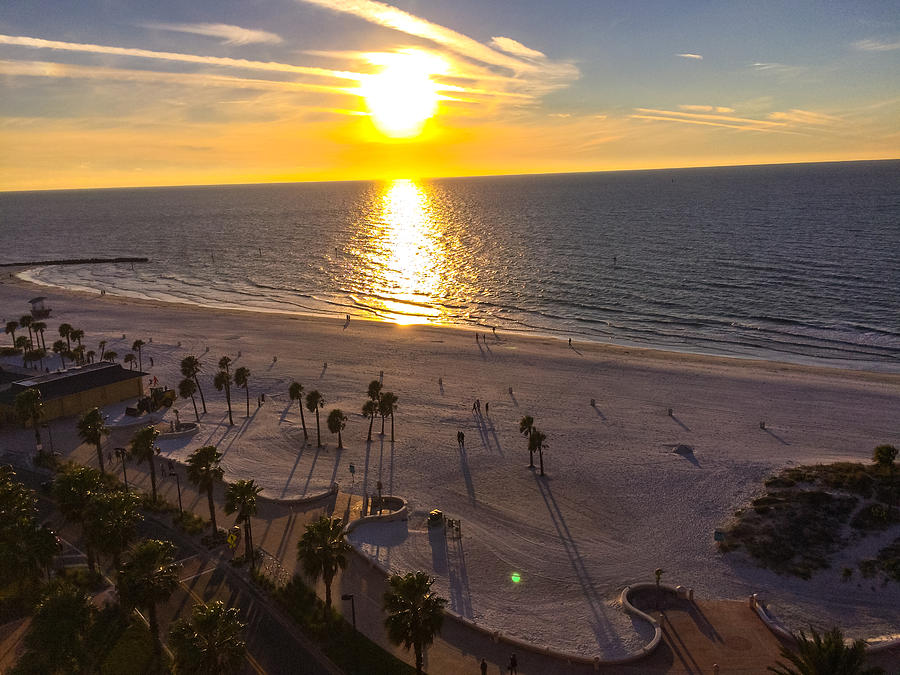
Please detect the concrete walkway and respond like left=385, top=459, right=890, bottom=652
left=34, top=423, right=805, bottom=674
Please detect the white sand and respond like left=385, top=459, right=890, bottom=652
left=2, top=276, right=899, bottom=657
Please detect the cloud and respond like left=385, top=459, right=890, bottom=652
left=142, top=22, right=283, bottom=46
left=0, top=34, right=358, bottom=81
left=852, top=38, right=900, bottom=52
left=767, top=109, right=840, bottom=125
left=294, top=0, right=578, bottom=97
left=631, top=107, right=793, bottom=134
left=750, top=62, right=807, bottom=78
left=489, top=36, right=546, bottom=60
left=679, top=104, right=734, bottom=113
left=677, top=53, right=703, bottom=60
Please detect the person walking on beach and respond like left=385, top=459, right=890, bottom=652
left=458, top=431, right=465, bottom=448
left=484, top=402, right=489, bottom=415
left=480, top=657, right=488, bottom=675
left=476, top=399, right=481, bottom=414
left=507, top=653, right=518, bottom=674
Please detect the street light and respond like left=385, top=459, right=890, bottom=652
left=41, top=422, right=54, bottom=453
left=114, top=447, right=128, bottom=490
left=169, top=469, right=183, bottom=518
left=341, top=593, right=356, bottom=632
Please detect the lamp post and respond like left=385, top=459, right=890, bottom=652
left=42, top=422, right=54, bottom=453
left=169, top=469, right=183, bottom=518
left=114, top=447, right=128, bottom=490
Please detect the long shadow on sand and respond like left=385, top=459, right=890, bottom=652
left=457, top=442, right=476, bottom=505
left=280, top=443, right=307, bottom=498
left=763, top=427, right=790, bottom=445
left=534, top=474, right=620, bottom=648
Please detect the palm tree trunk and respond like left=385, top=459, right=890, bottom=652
left=244, top=516, right=254, bottom=563
left=194, top=375, right=207, bottom=413
left=338, top=429, right=343, bottom=449
left=245, top=386, right=250, bottom=417
left=149, top=459, right=158, bottom=502
left=298, top=402, right=308, bottom=439
left=32, top=417, right=41, bottom=449
left=539, top=447, right=544, bottom=476
left=95, top=440, right=106, bottom=474
left=148, top=602, right=162, bottom=662
left=207, top=487, right=218, bottom=534
left=367, top=415, right=374, bottom=442
left=529, top=448, right=534, bottom=468
left=391, top=413, right=395, bottom=442
left=414, top=644, right=423, bottom=675
left=315, top=410, right=321, bottom=447
left=137, top=349, right=142, bottom=372
left=190, top=393, right=200, bottom=422
left=324, top=574, right=333, bottom=612
left=85, top=542, right=96, bottom=574
left=225, top=384, right=234, bottom=425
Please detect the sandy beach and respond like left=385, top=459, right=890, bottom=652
left=2, top=273, right=899, bottom=658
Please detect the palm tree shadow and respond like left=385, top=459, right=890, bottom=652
left=570, top=345, right=583, bottom=355
left=508, top=390, right=518, bottom=406
left=533, top=475, right=618, bottom=646
left=362, top=440, right=372, bottom=513
left=301, top=445, right=322, bottom=494
left=280, top=444, right=306, bottom=498
left=592, top=404, right=607, bottom=421
left=448, top=529, right=472, bottom=618
left=329, top=446, right=344, bottom=485
left=279, top=402, right=294, bottom=424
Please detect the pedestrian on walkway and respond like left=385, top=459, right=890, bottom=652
left=472, top=400, right=478, bottom=413
left=480, top=657, right=488, bottom=675
left=457, top=431, right=465, bottom=448
left=485, top=402, right=489, bottom=415
left=508, top=653, right=518, bottom=674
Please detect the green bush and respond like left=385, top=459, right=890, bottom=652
left=100, top=620, right=162, bottom=675
left=172, top=510, right=205, bottom=534
left=850, top=503, right=900, bottom=531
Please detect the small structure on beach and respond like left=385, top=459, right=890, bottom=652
left=0, top=362, right=145, bottom=423
left=28, top=296, right=51, bottom=319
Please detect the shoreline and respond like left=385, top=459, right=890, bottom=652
left=6, top=267, right=899, bottom=387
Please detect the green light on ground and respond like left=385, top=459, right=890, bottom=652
left=511, top=572, right=521, bottom=583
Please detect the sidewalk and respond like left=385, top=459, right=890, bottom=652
left=60, top=425, right=790, bottom=674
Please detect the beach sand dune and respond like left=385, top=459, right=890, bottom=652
left=2, top=276, right=898, bottom=656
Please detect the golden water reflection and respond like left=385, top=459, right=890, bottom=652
left=361, top=179, right=445, bottom=324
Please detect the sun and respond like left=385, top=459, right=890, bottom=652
left=360, top=51, right=447, bottom=139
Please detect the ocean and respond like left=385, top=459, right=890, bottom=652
left=2, top=161, right=899, bottom=371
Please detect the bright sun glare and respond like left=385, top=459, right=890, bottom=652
left=360, top=51, right=447, bottom=139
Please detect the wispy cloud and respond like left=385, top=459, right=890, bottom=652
left=750, top=62, right=807, bottom=79
left=679, top=104, right=733, bottom=113
left=767, top=109, right=840, bottom=126
left=141, top=22, right=283, bottom=46
left=0, top=34, right=359, bottom=81
left=677, top=53, right=703, bottom=60
left=294, top=0, right=579, bottom=97
left=631, top=107, right=793, bottom=134
left=852, top=38, right=900, bottom=52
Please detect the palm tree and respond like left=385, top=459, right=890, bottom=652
left=52, top=339, right=69, bottom=367
left=15, top=336, right=30, bottom=365
left=296, top=515, right=350, bottom=615
left=130, top=425, right=161, bottom=502
left=530, top=428, right=547, bottom=476
left=32, top=321, right=47, bottom=351
left=181, top=355, right=207, bottom=413
left=5, top=319, right=18, bottom=346
left=118, top=539, right=182, bottom=664
left=362, top=400, right=378, bottom=442
left=19, top=579, right=94, bottom=674
left=85, top=349, right=95, bottom=364
left=225, top=479, right=262, bottom=563
left=327, top=409, right=348, bottom=449
left=214, top=368, right=234, bottom=426
left=77, top=407, right=109, bottom=474
left=768, top=627, right=883, bottom=675
left=72, top=344, right=85, bottom=365
left=383, top=571, right=447, bottom=675
left=84, top=489, right=142, bottom=571
left=186, top=445, right=224, bottom=535
left=124, top=353, right=136, bottom=369
left=19, top=315, right=34, bottom=346
left=234, top=366, right=251, bottom=417
left=103, top=350, right=118, bottom=362
left=368, top=379, right=382, bottom=406
left=305, top=390, right=325, bottom=448
left=15, top=387, right=43, bottom=453
left=131, top=339, right=145, bottom=371
left=53, top=465, right=106, bottom=573
left=69, top=328, right=84, bottom=348
left=58, top=322, right=73, bottom=350
left=180, top=377, right=201, bottom=422
left=380, top=392, right=398, bottom=442
left=98, top=340, right=106, bottom=361
left=519, top=415, right=535, bottom=467
left=873, top=444, right=897, bottom=476
left=169, top=600, right=247, bottom=675
left=288, top=381, right=309, bottom=440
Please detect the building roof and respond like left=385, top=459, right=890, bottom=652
left=0, top=362, right=146, bottom=406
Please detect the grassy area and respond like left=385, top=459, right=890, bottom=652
left=99, top=618, right=163, bottom=675
left=721, top=462, right=900, bottom=581
left=251, top=571, right=418, bottom=675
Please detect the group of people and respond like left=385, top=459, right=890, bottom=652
left=471, top=399, right=488, bottom=415
left=479, top=653, right=517, bottom=674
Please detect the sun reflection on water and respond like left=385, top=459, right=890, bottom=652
left=359, top=179, right=445, bottom=324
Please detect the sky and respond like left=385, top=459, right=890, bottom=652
left=1, top=0, right=898, bottom=190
